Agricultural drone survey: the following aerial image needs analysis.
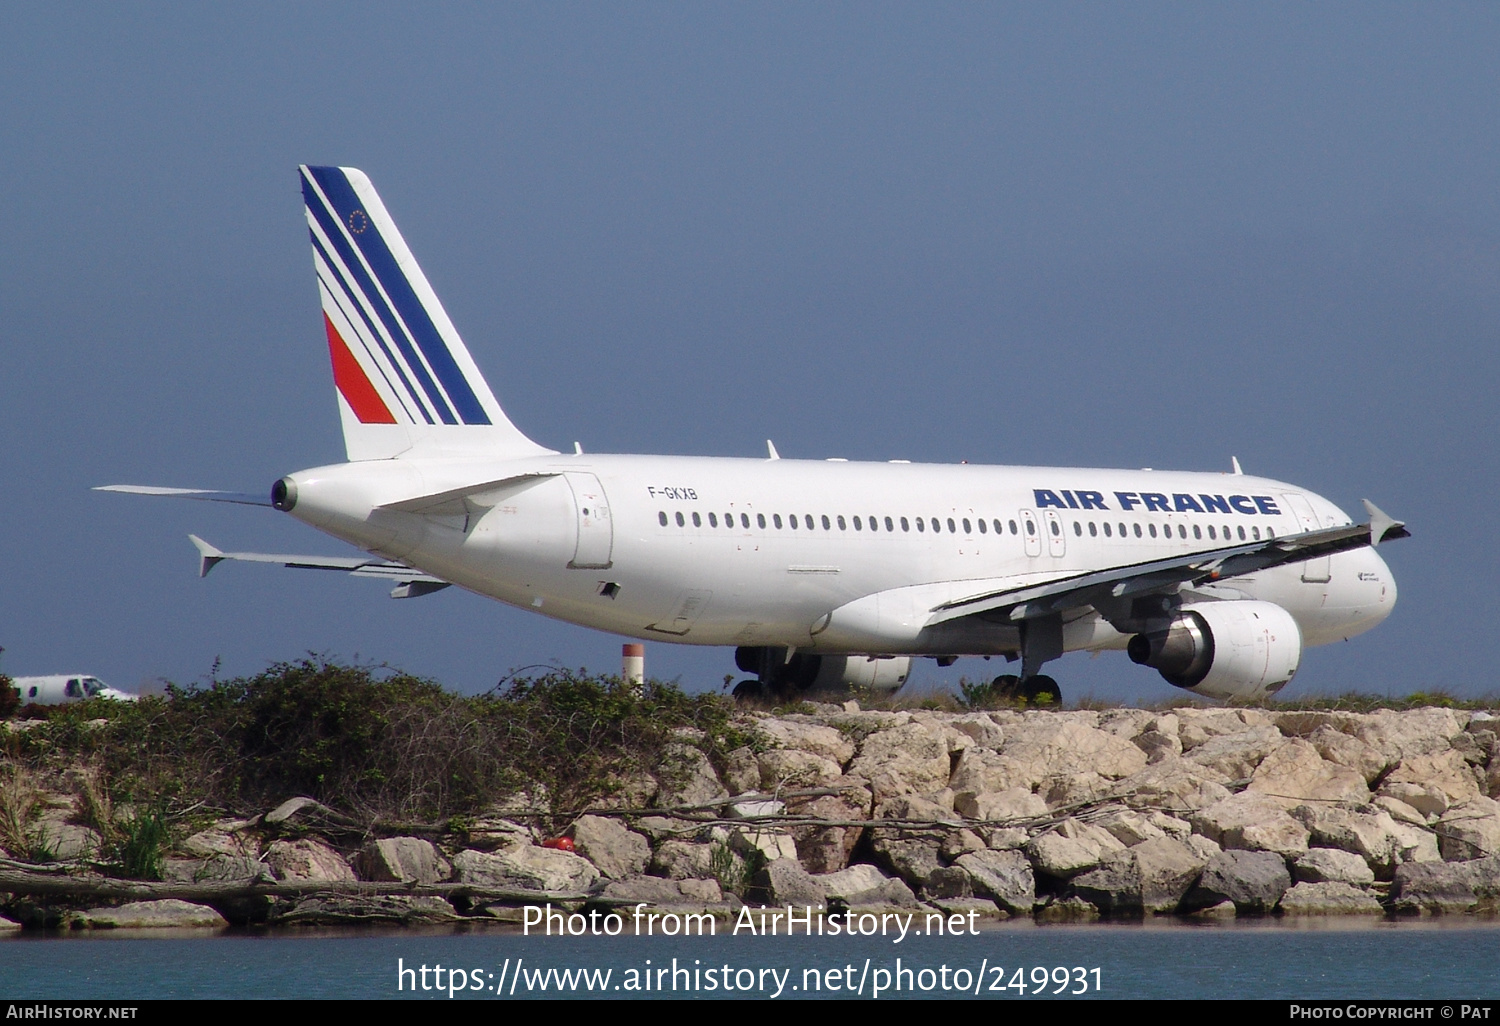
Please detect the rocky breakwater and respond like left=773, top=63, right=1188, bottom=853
left=702, top=702, right=1500, bottom=921
left=5, top=702, right=1500, bottom=928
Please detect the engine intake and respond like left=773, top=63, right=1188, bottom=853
left=1129, top=600, right=1302, bottom=701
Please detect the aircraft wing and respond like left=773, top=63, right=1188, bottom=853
left=95, top=485, right=272, bottom=506
left=187, top=536, right=451, bottom=599
left=927, top=499, right=1408, bottom=627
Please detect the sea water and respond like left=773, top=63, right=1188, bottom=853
left=1, top=920, right=1497, bottom=1000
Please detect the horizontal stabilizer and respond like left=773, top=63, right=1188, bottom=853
left=184, top=536, right=449, bottom=598
left=96, top=485, right=271, bottom=507
left=376, top=471, right=556, bottom=514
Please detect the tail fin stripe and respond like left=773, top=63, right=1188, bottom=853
left=324, top=313, right=397, bottom=424
left=317, top=275, right=424, bottom=424
left=304, top=167, right=491, bottom=426
left=312, top=233, right=435, bottom=424
left=303, top=184, right=458, bottom=424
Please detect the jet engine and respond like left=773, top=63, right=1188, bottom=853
left=734, top=647, right=910, bottom=695
left=1127, top=600, right=1301, bottom=701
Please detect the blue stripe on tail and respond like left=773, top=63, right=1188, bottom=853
left=305, top=167, right=491, bottom=426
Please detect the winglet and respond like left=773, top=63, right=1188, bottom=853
left=188, top=535, right=226, bottom=578
left=1230, top=456, right=1244, bottom=475
left=1362, top=499, right=1408, bottom=547
left=766, top=440, right=781, bottom=460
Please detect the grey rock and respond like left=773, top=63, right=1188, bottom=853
left=162, top=855, right=273, bottom=885
left=722, top=747, right=762, bottom=794
left=273, top=895, right=458, bottom=925
left=651, top=840, right=716, bottom=880
left=1278, top=881, right=1383, bottom=915
left=266, top=838, right=356, bottom=883
left=1024, top=819, right=1125, bottom=878
left=871, top=836, right=944, bottom=890
left=816, top=864, right=919, bottom=908
left=1390, top=856, right=1500, bottom=914
left=1293, top=848, right=1376, bottom=886
left=1067, top=837, right=1206, bottom=915
left=1186, top=850, right=1290, bottom=913
left=656, top=745, right=729, bottom=808
left=451, top=846, right=600, bottom=893
left=357, top=837, right=451, bottom=885
left=923, top=866, right=972, bottom=899
left=600, top=876, right=689, bottom=904
left=1191, top=792, right=1309, bottom=858
left=571, top=816, right=651, bottom=880
left=928, top=896, right=1003, bottom=921
left=954, top=849, right=1036, bottom=914
left=74, top=900, right=227, bottom=929
left=1435, top=797, right=1500, bottom=861
left=749, top=858, right=826, bottom=907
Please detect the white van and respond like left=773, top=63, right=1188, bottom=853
left=10, top=675, right=137, bottom=705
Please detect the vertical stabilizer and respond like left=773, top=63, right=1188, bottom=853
left=300, top=165, right=553, bottom=461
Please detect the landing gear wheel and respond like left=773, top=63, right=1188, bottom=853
left=732, top=679, right=767, bottom=702
left=1023, top=674, right=1062, bottom=706
left=991, top=674, right=1022, bottom=701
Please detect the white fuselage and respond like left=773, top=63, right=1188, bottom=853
left=281, top=454, right=1396, bottom=660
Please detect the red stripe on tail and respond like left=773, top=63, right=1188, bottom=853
left=324, top=314, right=396, bottom=424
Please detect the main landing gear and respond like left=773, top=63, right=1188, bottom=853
left=989, top=673, right=1062, bottom=706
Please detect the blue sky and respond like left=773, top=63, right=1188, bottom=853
left=2, top=4, right=1496, bottom=701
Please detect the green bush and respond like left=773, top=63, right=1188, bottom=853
left=0, top=659, right=746, bottom=830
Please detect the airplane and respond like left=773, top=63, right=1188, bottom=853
left=99, top=165, right=1408, bottom=705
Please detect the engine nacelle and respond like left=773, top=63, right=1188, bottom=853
left=734, top=647, right=910, bottom=694
left=813, top=655, right=911, bottom=692
left=1128, top=600, right=1302, bottom=701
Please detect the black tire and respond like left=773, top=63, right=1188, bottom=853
left=732, top=679, right=766, bottom=702
left=1023, top=674, right=1062, bottom=706
left=991, top=674, right=1022, bottom=699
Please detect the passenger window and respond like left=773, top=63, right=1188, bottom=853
left=853, top=516, right=863, bottom=531
left=1267, top=527, right=1275, bottom=539
left=1009, top=520, right=1018, bottom=534
left=27, top=686, right=36, bottom=698
left=658, top=511, right=668, bottom=526
left=1238, top=526, right=1246, bottom=540
left=822, top=515, right=831, bottom=530
left=885, top=517, right=894, bottom=532
left=1103, top=522, right=1112, bottom=537
left=962, top=518, right=972, bottom=534
left=1179, top=524, right=1187, bottom=539
left=947, top=518, right=956, bottom=533
left=931, top=518, right=941, bottom=533
left=916, top=518, right=925, bottom=533
left=1088, top=522, right=1097, bottom=537
left=675, top=511, right=685, bottom=527
left=1133, top=523, right=1142, bottom=538
left=691, top=512, right=701, bottom=527
left=1208, top=525, right=1216, bottom=539
left=870, top=515, right=879, bottom=531
left=901, top=517, right=910, bottom=532
left=756, top=513, right=766, bottom=529
left=1148, top=523, right=1157, bottom=538
left=787, top=514, right=797, bottom=530
left=774, top=514, right=784, bottom=529
left=724, top=512, right=732, bottom=528
left=1118, top=522, right=1126, bottom=536
left=837, top=515, right=846, bottom=530
left=978, top=519, right=987, bottom=534
left=742, top=513, right=752, bottom=529
left=805, top=515, right=814, bottom=530
left=1193, top=525, right=1202, bottom=540
left=1025, top=520, right=1036, bottom=536
left=1050, top=521, right=1060, bottom=536
left=1252, top=526, right=1261, bottom=540
left=1073, top=522, right=1082, bottom=537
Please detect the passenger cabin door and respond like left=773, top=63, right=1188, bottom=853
left=1282, top=492, right=1331, bottom=584
left=1020, top=509, right=1043, bottom=558
left=564, top=473, right=614, bottom=569
left=1043, top=509, right=1067, bottom=558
